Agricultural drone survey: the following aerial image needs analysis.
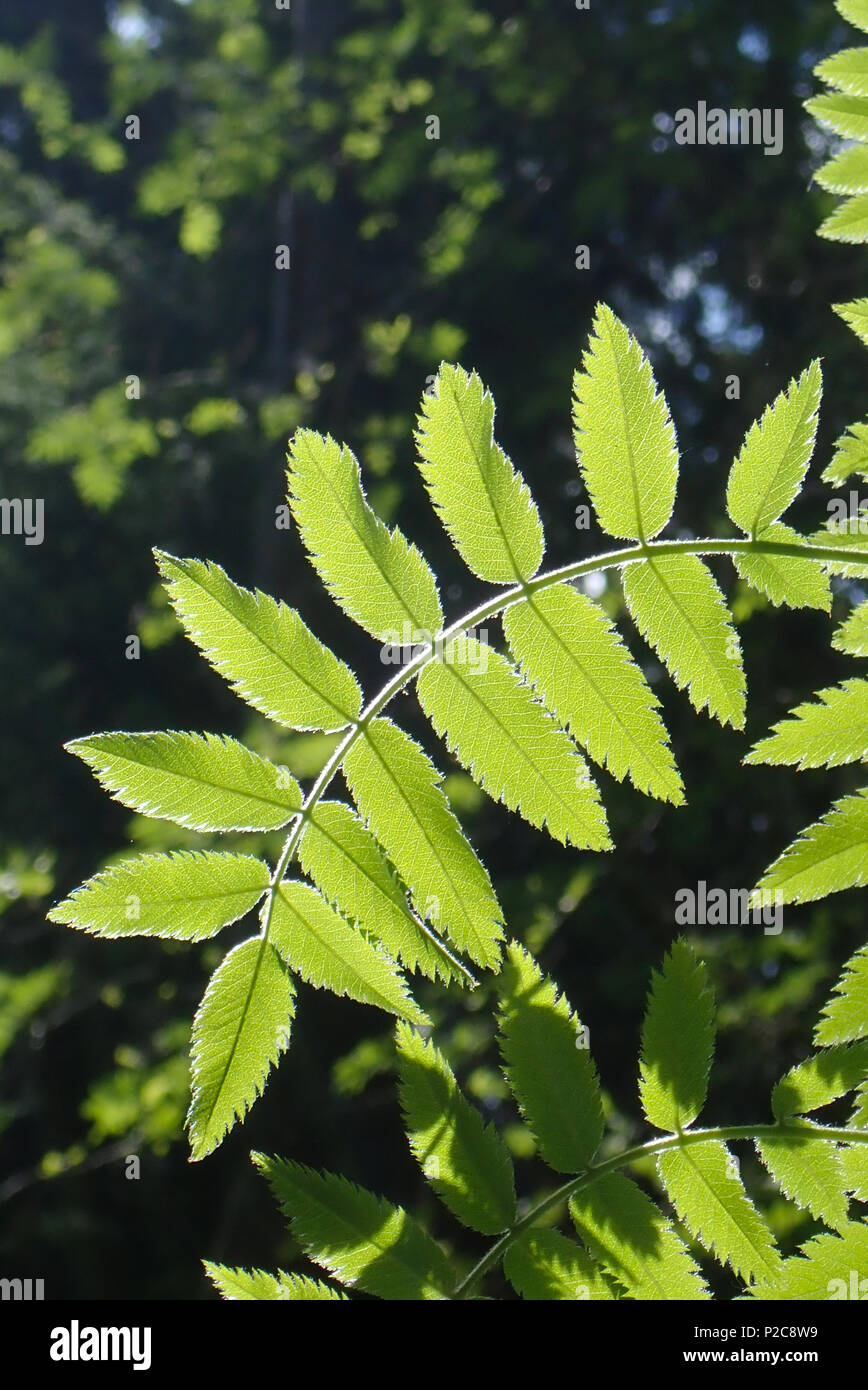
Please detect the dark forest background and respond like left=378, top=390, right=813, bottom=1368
left=1, top=0, right=866, bottom=1299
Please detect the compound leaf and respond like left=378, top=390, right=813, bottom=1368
left=834, top=601, right=868, bottom=656
left=805, top=92, right=868, bottom=141
left=832, top=300, right=868, bottom=353
left=848, top=1077, right=867, bottom=1126
left=772, top=1042, right=868, bottom=1119
left=811, top=514, right=868, bottom=576
left=838, top=0, right=868, bottom=36
left=819, top=191, right=868, bottom=242
left=816, top=146, right=868, bottom=195
left=816, top=46, right=868, bottom=97
left=841, top=1144, right=868, bottom=1199
left=748, top=1220, right=868, bottom=1300
left=732, top=523, right=831, bottom=612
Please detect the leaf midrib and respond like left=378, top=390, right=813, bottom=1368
left=275, top=885, right=410, bottom=1017
left=175, top=560, right=356, bottom=725
left=357, top=725, right=496, bottom=964
left=520, top=595, right=677, bottom=792
left=289, top=1178, right=452, bottom=1297
left=193, top=938, right=287, bottom=1156
left=303, top=811, right=445, bottom=974
left=666, top=1143, right=780, bottom=1281
left=442, top=374, right=528, bottom=581
left=601, top=313, right=652, bottom=545
left=291, top=442, right=435, bottom=633
left=423, top=650, right=601, bottom=840
left=635, top=556, right=740, bottom=717
left=91, top=742, right=300, bottom=819
left=747, top=375, right=817, bottom=538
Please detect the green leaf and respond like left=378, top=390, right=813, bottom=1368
left=834, top=601, right=868, bottom=657
left=745, top=679, right=868, bottom=770
left=819, top=190, right=868, bottom=242
left=254, top=1153, right=455, bottom=1300
left=66, top=730, right=302, bottom=832
left=755, top=1128, right=850, bottom=1230
left=748, top=1220, right=868, bottom=1300
left=841, top=1144, right=868, bottom=1200
left=810, top=514, right=868, bottom=576
left=639, top=940, right=715, bottom=1133
left=732, top=523, right=831, bottom=612
left=414, top=363, right=544, bottom=583
left=503, top=1229, right=615, bottom=1301
left=155, top=551, right=361, bottom=731
left=498, top=943, right=603, bottom=1173
left=569, top=1173, right=709, bottom=1300
left=825, top=419, right=868, bottom=485
left=203, top=1262, right=345, bottom=1301
left=816, top=47, right=868, bottom=97
left=816, top=945, right=868, bottom=1045
left=188, top=937, right=295, bottom=1160
left=755, top=790, right=868, bottom=905
left=838, top=0, right=868, bottom=37
left=342, top=718, right=503, bottom=971
left=827, top=424, right=868, bottom=487
left=416, top=638, right=611, bottom=849
left=503, top=585, right=684, bottom=804
left=772, top=1043, right=868, bottom=1120
left=298, top=801, right=466, bottom=983
left=622, top=555, right=746, bottom=729
left=658, top=1141, right=781, bottom=1284
left=805, top=92, right=868, bottom=141
left=726, top=362, right=822, bottom=537
left=269, top=881, right=425, bottom=1022
left=815, top=146, right=868, bottom=195
left=832, top=299, right=868, bottom=352
left=286, top=429, right=442, bottom=642
left=396, top=1022, right=515, bottom=1234
left=48, top=850, right=269, bottom=940
left=572, top=303, right=678, bottom=542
